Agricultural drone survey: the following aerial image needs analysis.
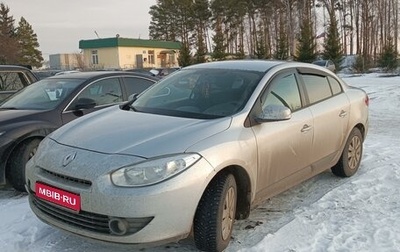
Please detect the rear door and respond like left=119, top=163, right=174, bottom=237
left=299, top=71, right=350, bottom=167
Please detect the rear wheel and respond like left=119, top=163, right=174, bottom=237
left=6, top=138, right=41, bottom=192
left=194, top=173, right=237, bottom=252
left=331, top=128, right=363, bottom=177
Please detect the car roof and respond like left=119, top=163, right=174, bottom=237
left=0, top=65, right=33, bottom=71
left=185, top=60, right=287, bottom=72
left=46, top=71, right=159, bottom=80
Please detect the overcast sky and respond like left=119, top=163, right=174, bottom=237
left=6, top=0, right=157, bottom=60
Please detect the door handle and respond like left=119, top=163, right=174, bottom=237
left=301, top=124, right=312, bottom=133
left=339, top=110, right=347, bottom=118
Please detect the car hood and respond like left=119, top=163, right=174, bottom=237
left=0, top=109, right=41, bottom=121
left=0, top=109, right=53, bottom=128
left=50, top=106, right=232, bottom=158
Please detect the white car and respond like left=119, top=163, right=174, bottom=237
left=26, top=60, right=369, bottom=251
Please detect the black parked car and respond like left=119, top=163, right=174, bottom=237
left=0, top=71, right=158, bottom=191
left=0, top=65, right=39, bottom=102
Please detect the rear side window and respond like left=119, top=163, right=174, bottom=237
left=327, top=76, right=342, bottom=95
left=123, top=77, right=154, bottom=96
left=302, top=74, right=332, bottom=104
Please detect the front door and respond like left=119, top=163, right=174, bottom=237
left=252, top=71, right=314, bottom=198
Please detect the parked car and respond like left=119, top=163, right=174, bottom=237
left=124, top=68, right=159, bottom=77
left=26, top=60, right=369, bottom=251
left=0, top=71, right=158, bottom=191
left=312, top=59, right=336, bottom=72
left=33, top=70, right=62, bottom=80
left=149, top=67, right=180, bottom=77
left=54, top=70, right=81, bottom=76
left=0, top=65, right=39, bottom=102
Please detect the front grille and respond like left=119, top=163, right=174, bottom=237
left=31, top=194, right=153, bottom=236
left=41, top=169, right=92, bottom=187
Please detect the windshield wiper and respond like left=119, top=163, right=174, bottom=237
left=0, top=107, right=18, bottom=110
left=120, top=94, right=138, bottom=111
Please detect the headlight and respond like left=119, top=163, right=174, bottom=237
left=111, top=153, right=201, bottom=187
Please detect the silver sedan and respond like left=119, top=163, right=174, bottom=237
left=26, top=60, right=369, bottom=252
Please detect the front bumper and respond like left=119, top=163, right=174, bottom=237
left=26, top=153, right=215, bottom=245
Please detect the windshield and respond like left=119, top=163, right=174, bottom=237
left=132, top=68, right=264, bottom=119
left=0, top=78, right=83, bottom=110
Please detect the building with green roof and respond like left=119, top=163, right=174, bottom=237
left=79, top=37, right=181, bottom=69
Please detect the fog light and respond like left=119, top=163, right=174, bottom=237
left=109, top=218, right=129, bottom=235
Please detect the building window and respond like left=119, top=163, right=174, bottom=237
left=91, top=50, right=99, bottom=65
left=148, top=50, right=155, bottom=64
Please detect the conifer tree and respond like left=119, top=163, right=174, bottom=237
left=16, top=17, right=43, bottom=68
left=378, top=38, right=398, bottom=72
left=274, top=21, right=289, bottom=60
left=255, top=28, right=269, bottom=59
left=178, top=43, right=192, bottom=67
left=0, top=3, right=19, bottom=64
left=192, top=0, right=210, bottom=64
left=296, top=18, right=317, bottom=63
left=149, top=0, right=177, bottom=41
left=322, top=15, right=342, bottom=70
left=212, top=22, right=226, bottom=61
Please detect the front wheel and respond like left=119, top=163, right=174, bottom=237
left=6, top=138, right=41, bottom=192
left=194, top=173, right=237, bottom=252
left=331, top=128, right=363, bottom=177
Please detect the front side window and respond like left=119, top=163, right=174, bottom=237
left=68, top=78, right=122, bottom=110
left=262, top=73, right=302, bottom=111
left=302, top=74, right=332, bottom=104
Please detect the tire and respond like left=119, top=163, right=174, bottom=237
left=331, top=128, right=363, bottom=177
left=6, top=138, right=41, bottom=192
left=194, top=173, right=237, bottom=252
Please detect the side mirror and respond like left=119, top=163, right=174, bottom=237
left=74, top=97, right=96, bottom=110
left=255, top=104, right=292, bottom=122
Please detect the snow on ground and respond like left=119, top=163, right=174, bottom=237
left=1, top=73, right=400, bottom=252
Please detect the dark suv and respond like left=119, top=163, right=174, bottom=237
left=0, top=65, right=39, bottom=102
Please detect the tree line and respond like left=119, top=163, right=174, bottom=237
left=1, top=1, right=398, bottom=72
left=0, top=3, right=43, bottom=68
left=149, top=0, right=399, bottom=71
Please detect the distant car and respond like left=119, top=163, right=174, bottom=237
left=54, top=70, right=81, bottom=76
left=33, top=70, right=62, bottom=80
left=149, top=67, right=180, bottom=77
left=0, top=71, right=158, bottom=191
left=26, top=60, right=369, bottom=251
left=312, top=59, right=336, bottom=72
left=124, top=68, right=159, bottom=77
left=0, top=65, right=39, bottom=102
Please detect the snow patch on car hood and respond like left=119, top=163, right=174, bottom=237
left=50, top=106, right=231, bottom=157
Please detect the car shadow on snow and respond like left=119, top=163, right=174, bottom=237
left=0, top=170, right=360, bottom=252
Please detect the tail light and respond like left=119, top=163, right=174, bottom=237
left=365, top=94, right=369, bottom=106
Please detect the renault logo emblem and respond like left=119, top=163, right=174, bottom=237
left=63, top=152, right=77, bottom=167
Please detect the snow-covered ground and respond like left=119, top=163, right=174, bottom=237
left=1, top=73, right=399, bottom=252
